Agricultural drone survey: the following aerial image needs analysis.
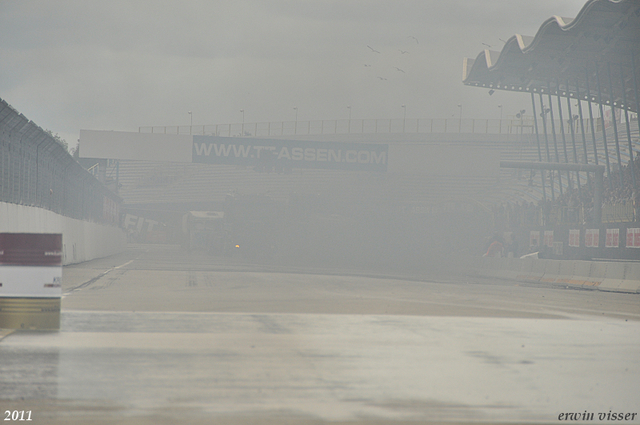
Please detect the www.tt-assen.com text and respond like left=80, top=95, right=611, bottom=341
left=193, top=142, right=387, bottom=166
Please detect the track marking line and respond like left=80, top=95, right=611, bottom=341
left=63, top=258, right=137, bottom=296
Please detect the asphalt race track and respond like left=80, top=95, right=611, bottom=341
left=1, top=244, right=639, bottom=425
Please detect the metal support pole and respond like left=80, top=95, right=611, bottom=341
left=634, top=50, right=640, bottom=137
left=594, top=166, right=604, bottom=225
left=538, top=94, right=552, bottom=162
left=531, top=92, right=547, bottom=201
left=547, top=82, right=564, bottom=195
left=556, top=79, right=573, bottom=191
left=531, top=93, right=543, bottom=163
left=539, top=93, right=555, bottom=201
left=607, top=62, right=623, bottom=187
left=565, top=85, right=579, bottom=164
left=620, top=63, right=637, bottom=193
left=575, top=81, right=592, bottom=190
left=556, top=80, right=570, bottom=163
left=595, top=65, right=613, bottom=187
left=575, top=80, right=590, bottom=164
left=566, top=83, right=582, bottom=196
left=500, top=161, right=604, bottom=224
left=585, top=68, right=599, bottom=166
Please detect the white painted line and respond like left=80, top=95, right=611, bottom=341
left=63, top=259, right=136, bottom=297
left=114, top=260, right=134, bottom=270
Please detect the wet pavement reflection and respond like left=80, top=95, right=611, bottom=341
left=1, top=310, right=639, bottom=423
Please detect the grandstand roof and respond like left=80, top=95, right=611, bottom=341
left=462, top=0, right=640, bottom=112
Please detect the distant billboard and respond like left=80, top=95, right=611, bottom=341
left=79, top=130, right=499, bottom=177
left=192, top=136, right=388, bottom=172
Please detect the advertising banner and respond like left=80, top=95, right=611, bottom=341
left=192, top=136, right=388, bottom=172
left=122, top=213, right=167, bottom=243
left=585, top=229, right=599, bottom=248
left=626, top=228, right=640, bottom=248
left=0, top=233, right=62, bottom=298
left=605, top=228, right=619, bottom=248
left=0, top=233, right=62, bottom=330
left=568, top=229, right=580, bottom=247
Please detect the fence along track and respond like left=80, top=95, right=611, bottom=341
left=0, top=98, right=120, bottom=224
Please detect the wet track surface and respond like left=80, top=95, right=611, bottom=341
left=1, top=245, right=639, bottom=424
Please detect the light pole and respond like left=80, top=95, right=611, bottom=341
left=293, top=107, right=298, bottom=134
left=240, top=109, right=245, bottom=135
left=347, top=106, right=352, bottom=133
left=401, top=104, right=406, bottom=132
left=457, top=104, right=462, bottom=131
left=188, top=111, right=192, bottom=134
left=498, top=105, right=503, bottom=133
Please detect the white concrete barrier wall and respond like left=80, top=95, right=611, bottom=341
left=1, top=202, right=126, bottom=265
left=474, top=256, right=640, bottom=293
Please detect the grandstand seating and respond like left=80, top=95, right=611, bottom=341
left=114, top=140, right=507, bottom=211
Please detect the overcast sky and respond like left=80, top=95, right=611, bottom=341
left=1, top=0, right=588, bottom=147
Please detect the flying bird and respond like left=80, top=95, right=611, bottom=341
left=481, top=43, right=492, bottom=48
left=399, top=49, right=408, bottom=54
left=408, top=36, right=419, bottom=44
left=394, top=67, right=405, bottom=73
left=377, top=76, right=387, bottom=80
left=367, top=45, right=381, bottom=53
left=364, top=64, right=372, bottom=67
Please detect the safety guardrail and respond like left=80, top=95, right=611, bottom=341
left=139, top=117, right=607, bottom=138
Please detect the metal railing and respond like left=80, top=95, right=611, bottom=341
left=494, top=201, right=637, bottom=229
left=139, top=116, right=606, bottom=138
left=602, top=203, right=635, bottom=223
